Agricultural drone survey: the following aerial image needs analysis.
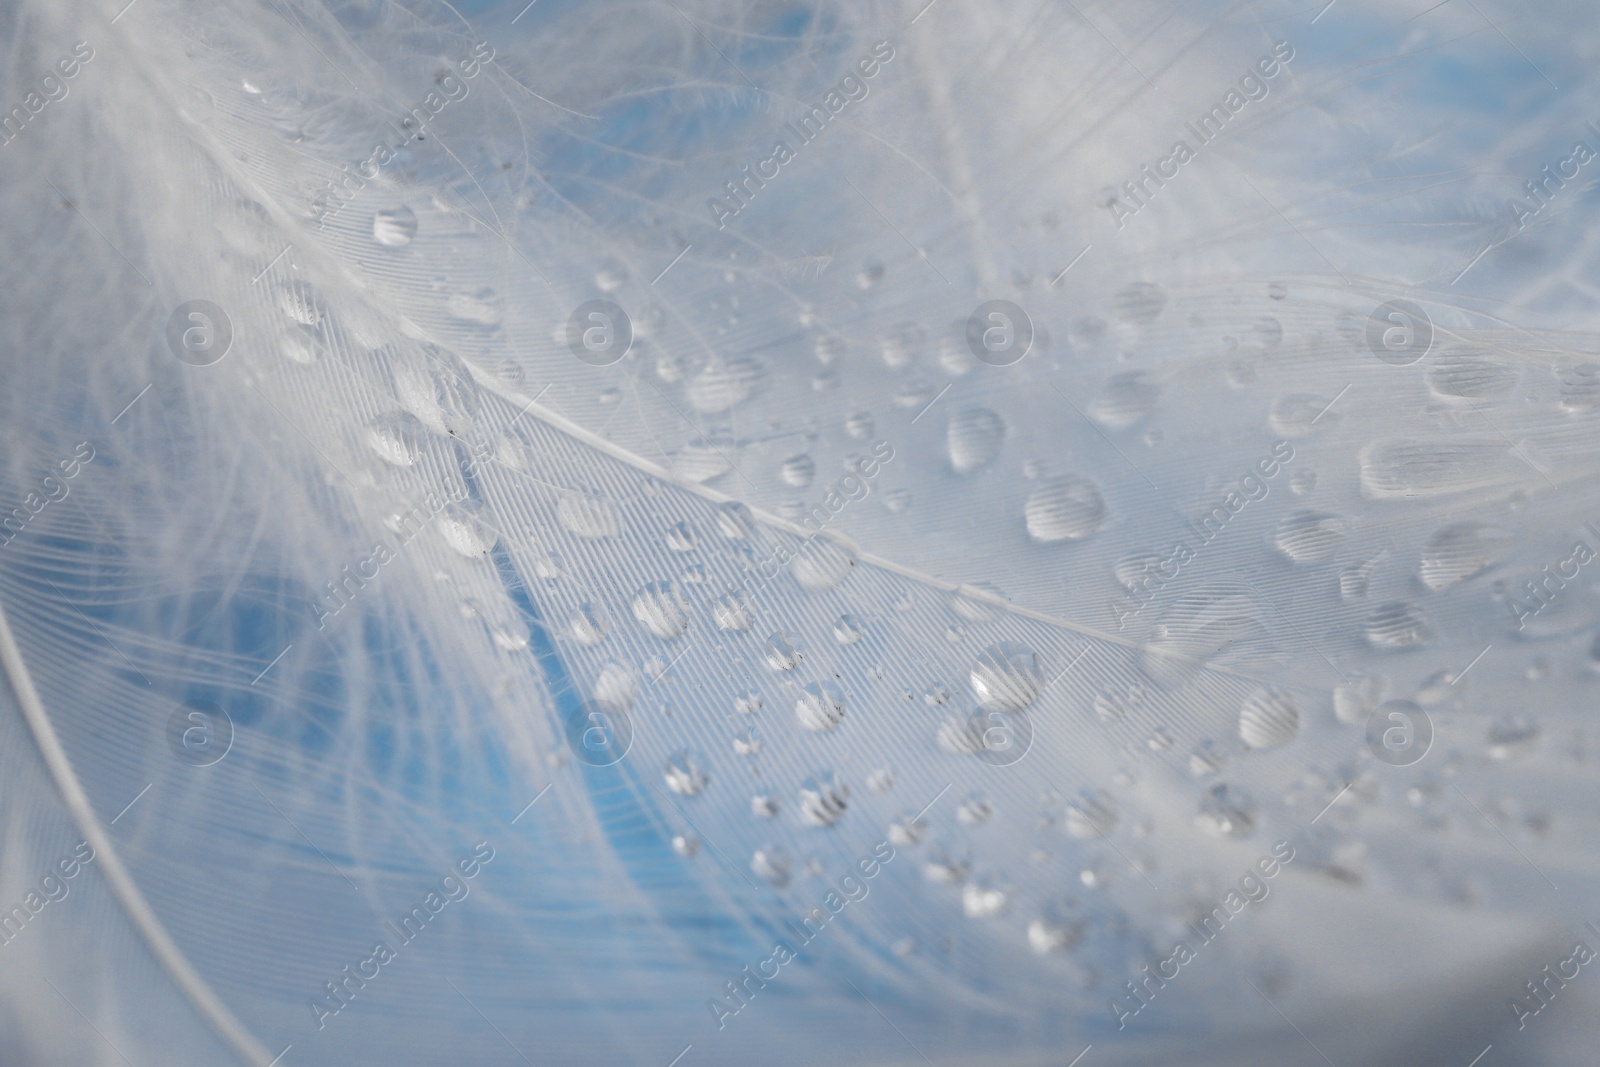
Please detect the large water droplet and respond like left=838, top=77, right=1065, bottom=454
left=791, top=538, right=856, bottom=591
left=1028, top=919, right=1082, bottom=954
left=1272, top=511, right=1350, bottom=562
left=970, top=641, right=1042, bottom=711
left=1024, top=477, right=1108, bottom=541
left=366, top=411, right=423, bottom=466
left=796, top=681, right=845, bottom=731
left=686, top=357, right=766, bottom=413
left=373, top=205, right=418, bottom=246
left=765, top=632, right=802, bottom=670
left=1419, top=523, right=1510, bottom=590
left=1333, top=674, right=1385, bottom=724
left=632, top=580, right=689, bottom=639
left=798, top=776, right=850, bottom=827
left=1427, top=346, right=1519, bottom=399
left=1088, top=372, right=1160, bottom=430
left=664, top=754, right=709, bottom=796
left=962, top=877, right=1009, bottom=918
left=1359, top=439, right=1510, bottom=499
left=438, top=500, right=498, bottom=558
left=1238, top=687, right=1300, bottom=749
left=781, top=453, right=816, bottom=488
left=751, top=847, right=791, bottom=887
left=713, top=595, right=753, bottom=632
left=947, top=407, right=1005, bottom=473
left=557, top=493, right=622, bottom=539
left=1365, top=602, right=1433, bottom=649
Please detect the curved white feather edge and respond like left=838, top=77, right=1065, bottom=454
left=0, top=595, right=276, bottom=1066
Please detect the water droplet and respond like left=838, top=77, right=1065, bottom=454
left=665, top=521, right=697, bottom=552
left=1427, top=346, right=1519, bottom=399
left=1114, top=553, right=1162, bottom=592
left=594, top=663, right=637, bottom=712
left=752, top=847, right=791, bottom=887
left=1360, top=439, right=1510, bottom=499
left=867, top=769, right=895, bottom=792
left=448, top=287, right=502, bottom=327
left=1419, top=524, right=1510, bottom=590
left=277, top=280, right=322, bottom=325
left=686, top=357, right=766, bottom=413
left=1239, top=687, right=1300, bottom=749
left=936, top=714, right=985, bottom=755
left=569, top=602, right=610, bottom=647
left=947, top=407, right=1005, bottom=473
left=751, top=794, right=779, bottom=818
left=1289, top=470, right=1317, bottom=495
left=1272, top=511, right=1350, bottom=562
left=957, top=796, right=993, bottom=825
left=671, top=440, right=735, bottom=483
left=1024, top=477, right=1108, bottom=541
left=1560, top=363, right=1600, bottom=410
left=765, top=632, right=802, bottom=670
left=796, top=682, right=845, bottom=732
left=673, top=834, right=699, bottom=857
left=391, top=344, right=480, bottom=439
left=366, top=411, right=423, bottom=466
left=632, top=581, right=689, bottom=640
left=713, top=594, right=753, bottom=632
left=791, top=538, right=856, bottom=591
left=1093, top=690, right=1128, bottom=725
left=962, top=877, right=1009, bottom=918
left=1028, top=919, right=1082, bottom=954
left=1333, top=675, right=1384, bottom=724
left=798, top=776, right=850, bottom=827
left=664, top=754, right=709, bottom=796
left=1088, top=372, right=1160, bottom=430
left=558, top=493, right=622, bottom=539
left=781, top=453, right=816, bottom=488
left=923, top=851, right=971, bottom=884
left=845, top=411, right=875, bottom=439
left=373, top=205, right=417, bottom=246
left=833, top=614, right=864, bottom=644
left=889, top=819, right=928, bottom=851
left=884, top=488, right=912, bottom=513
left=715, top=502, right=756, bottom=540
left=970, top=642, right=1042, bottom=711
left=881, top=322, right=925, bottom=370
left=733, top=733, right=761, bottom=756
left=438, top=501, right=498, bottom=558
left=1365, top=602, right=1433, bottom=649
left=1189, top=741, right=1227, bottom=777
left=734, top=690, right=762, bottom=715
